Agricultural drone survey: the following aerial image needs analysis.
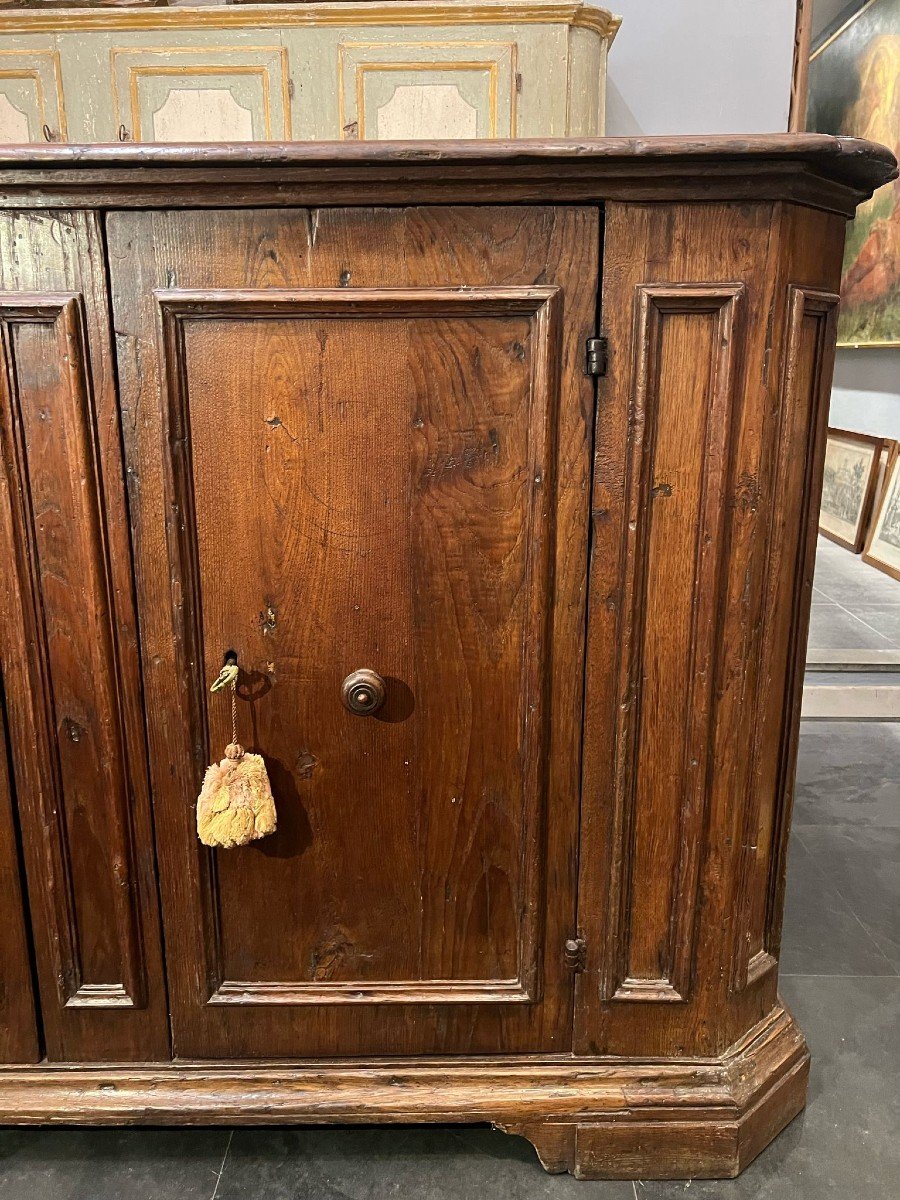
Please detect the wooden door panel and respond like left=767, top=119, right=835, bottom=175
left=0, top=673, right=39, bottom=1063
left=0, top=214, right=169, bottom=1062
left=161, top=288, right=557, bottom=1006
left=107, top=206, right=599, bottom=1058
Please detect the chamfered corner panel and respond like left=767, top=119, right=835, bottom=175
left=576, top=199, right=848, bottom=1061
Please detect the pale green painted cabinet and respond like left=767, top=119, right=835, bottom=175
left=0, top=1, right=620, bottom=144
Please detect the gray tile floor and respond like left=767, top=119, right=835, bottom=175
left=809, top=537, right=900, bottom=652
left=1, top=720, right=897, bottom=1198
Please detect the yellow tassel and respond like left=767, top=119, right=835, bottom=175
left=197, top=741, right=277, bottom=849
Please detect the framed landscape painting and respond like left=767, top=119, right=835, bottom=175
left=864, top=445, right=900, bottom=578
left=807, top=0, right=899, bottom=346
left=819, top=428, right=885, bottom=550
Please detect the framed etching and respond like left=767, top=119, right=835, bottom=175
left=807, top=0, right=899, bottom=346
left=819, top=428, right=885, bottom=550
left=864, top=445, right=900, bottom=579
left=871, top=437, right=897, bottom=518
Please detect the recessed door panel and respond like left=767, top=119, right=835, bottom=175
left=107, top=206, right=600, bottom=1058
left=0, top=211, right=169, bottom=1062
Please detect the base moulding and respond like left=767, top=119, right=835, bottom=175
left=0, top=1003, right=808, bottom=1180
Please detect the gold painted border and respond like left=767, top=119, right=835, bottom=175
left=111, top=44, right=291, bottom=140
left=338, top=38, right=515, bottom=139
left=0, top=69, right=47, bottom=137
left=0, top=1, right=622, bottom=41
left=353, top=60, right=500, bottom=139
left=0, top=48, right=67, bottom=140
left=129, top=65, right=271, bottom=142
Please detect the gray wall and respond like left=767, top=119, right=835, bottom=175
left=600, top=0, right=898, bottom=440
left=603, top=0, right=796, bottom=136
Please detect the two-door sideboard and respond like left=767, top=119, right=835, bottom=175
left=0, top=136, right=895, bottom=1180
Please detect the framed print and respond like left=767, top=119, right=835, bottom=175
left=864, top=445, right=900, bottom=578
left=807, top=0, right=899, bottom=347
left=819, top=428, right=885, bottom=550
left=871, top=437, right=897, bottom=519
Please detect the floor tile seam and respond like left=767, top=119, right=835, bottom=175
left=209, top=1129, right=234, bottom=1200
left=788, top=829, right=899, bottom=973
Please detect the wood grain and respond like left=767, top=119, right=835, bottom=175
left=0, top=1003, right=808, bottom=1181
left=0, top=140, right=878, bottom=1177
left=0, top=135, right=893, bottom=216
left=107, top=204, right=598, bottom=1059
left=606, top=284, right=742, bottom=1005
left=0, top=213, right=169, bottom=1062
left=0, top=667, right=39, bottom=1063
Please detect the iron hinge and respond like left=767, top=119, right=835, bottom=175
left=585, top=335, right=608, bottom=377
left=564, top=936, right=587, bottom=972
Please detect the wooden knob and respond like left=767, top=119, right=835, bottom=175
left=341, top=669, right=386, bottom=716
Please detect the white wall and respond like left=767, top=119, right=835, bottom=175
left=602, top=0, right=797, bottom=136
left=599, top=0, right=898, bottom=442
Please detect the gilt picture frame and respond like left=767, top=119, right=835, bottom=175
left=819, top=428, right=885, bottom=550
left=807, top=0, right=899, bottom=347
left=864, top=443, right=900, bottom=578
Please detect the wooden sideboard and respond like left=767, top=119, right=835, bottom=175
left=0, top=1, right=619, bottom=143
left=0, top=135, right=895, bottom=1180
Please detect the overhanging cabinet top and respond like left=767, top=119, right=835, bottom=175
left=0, top=134, right=894, bottom=214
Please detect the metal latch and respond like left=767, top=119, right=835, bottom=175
left=585, top=336, right=608, bottom=377
left=565, top=937, right=587, bottom=972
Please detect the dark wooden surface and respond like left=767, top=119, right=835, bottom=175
left=106, top=204, right=599, bottom=1059
left=0, top=135, right=894, bottom=214
left=0, top=211, right=169, bottom=1062
left=0, top=135, right=891, bottom=1176
left=0, top=670, right=39, bottom=1063
left=575, top=199, right=845, bottom=1059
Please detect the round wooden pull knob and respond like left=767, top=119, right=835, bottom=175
left=341, top=669, right=386, bottom=716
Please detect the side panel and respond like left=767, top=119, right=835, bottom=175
left=578, top=201, right=845, bottom=1057
left=604, top=284, right=742, bottom=1006
left=0, top=212, right=168, bottom=1062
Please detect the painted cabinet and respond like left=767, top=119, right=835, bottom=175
left=0, top=1, right=620, bottom=144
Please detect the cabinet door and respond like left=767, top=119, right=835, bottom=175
left=110, top=44, right=290, bottom=142
left=336, top=40, right=517, bottom=140
left=0, top=48, right=66, bottom=144
left=107, top=205, right=599, bottom=1059
left=0, top=212, right=169, bottom=1062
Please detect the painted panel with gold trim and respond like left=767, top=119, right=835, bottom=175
left=0, top=46, right=66, bottom=144
left=111, top=44, right=291, bottom=142
left=338, top=39, right=516, bottom=140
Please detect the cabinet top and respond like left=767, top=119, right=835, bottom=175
left=0, top=135, right=895, bottom=217
left=0, top=1, right=622, bottom=38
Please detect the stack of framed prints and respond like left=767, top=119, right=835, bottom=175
left=864, top=443, right=900, bottom=579
left=819, top=428, right=886, bottom=550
